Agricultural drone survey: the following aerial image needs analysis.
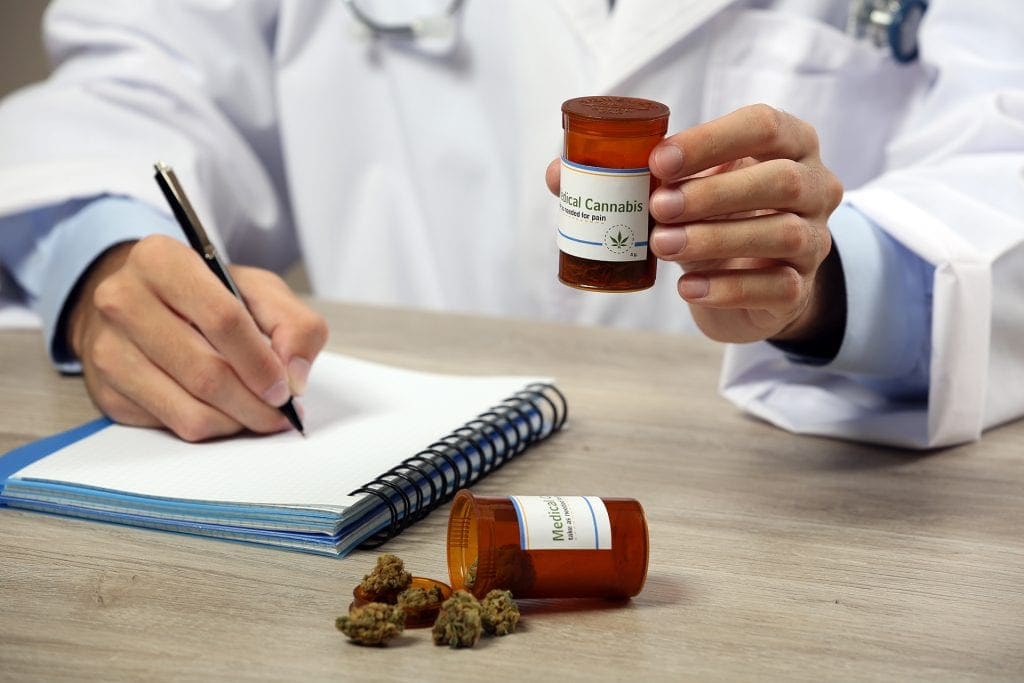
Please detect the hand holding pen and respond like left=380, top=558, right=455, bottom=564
left=153, top=163, right=312, bottom=436
left=63, top=167, right=327, bottom=442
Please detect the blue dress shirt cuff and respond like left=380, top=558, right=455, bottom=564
left=814, top=203, right=932, bottom=391
left=38, top=197, right=182, bottom=372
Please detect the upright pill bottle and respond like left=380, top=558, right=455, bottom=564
left=447, top=490, right=649, bottom=599
left=557, top=96, right=670, bottom=291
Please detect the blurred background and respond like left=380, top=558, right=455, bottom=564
left=0, top=0, right=313, bottom=293
left=1, top=1, right=50, bottom=99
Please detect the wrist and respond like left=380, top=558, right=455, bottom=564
left=65, top=241, right=136, bottom=360
left=768, top=239, right=846, bottom=361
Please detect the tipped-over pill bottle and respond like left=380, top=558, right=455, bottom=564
left=557, top=96, right=670, bottom=292
left=447, top=490, right=649, bottom=599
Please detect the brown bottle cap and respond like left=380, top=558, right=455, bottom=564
left=561, top=96, right=669, bottom=123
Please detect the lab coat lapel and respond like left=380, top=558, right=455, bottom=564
left=554, top=0, right=740, bottom=93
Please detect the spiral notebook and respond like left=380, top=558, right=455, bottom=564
left=0, top=351, right=566, bottom=557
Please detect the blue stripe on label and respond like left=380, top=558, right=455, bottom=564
left=557, top=228, right=602, bottom=246
left=561, top=158, right=650, bottom=175
left=582, top=496, right=600, bottom=549
left=509, top=496, right=527, bottom=548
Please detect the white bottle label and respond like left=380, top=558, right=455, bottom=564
left=557, top=158, right=651, bottom=262
left=509, top=495, right=612, bottom=550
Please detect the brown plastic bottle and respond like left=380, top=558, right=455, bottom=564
left=557, top=96, right=670, bottom=292
left=446, top=490, right=649, bottom=599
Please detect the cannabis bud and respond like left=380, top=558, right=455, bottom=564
left=431, top=590, right=483, bottom=649
left=359, top=553, right=413, bottom=601
left=335, top=602, right=406, bottom=646
left=397, top=584, right=444, bottom=610
left=480, top=589, right=520, bottom=636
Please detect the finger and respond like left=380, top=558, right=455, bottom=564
left=651, top=213, right=829, bottom=273
left=92, top=271, right=292, bottom=433
left=650, top=104, right=820, bottom=182
left=651, top=158, right=834, bottom=223
left=129, top=236, right=292, bottom=408
left=545, top=157, right=561, bottom=196
left=81, top=325, right=248, bottom=442
left=235, top=266, right=329, bottom=396
left=676, top=265, right=806, bottom=315
left=83, top=376, right=162, bottom=429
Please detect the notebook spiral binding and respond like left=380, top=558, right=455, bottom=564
left=351, top=382, right=567, bottom=548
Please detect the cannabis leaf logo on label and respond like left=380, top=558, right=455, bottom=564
left=603, top=224, right=635, bottom=254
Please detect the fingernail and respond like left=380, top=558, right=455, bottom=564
left=652, top=144, right=684, bottom=177
left=262, top=379, right=290, bottom=407
left=679, top=274, right=710, bottom=300
left=651, top=227, right=687, bottom=257
left=288, top=357, right=311, bottom=395
left=650, top=189, right=685, bottom=220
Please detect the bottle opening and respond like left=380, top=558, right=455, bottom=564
left=446, top=490, right=479, bottom=592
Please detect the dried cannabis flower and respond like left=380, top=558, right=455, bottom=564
left=359, top=554, right=413, bottom=600
left=493, top=545, right=536, bottom=594
left=397, top=584, right=444, bottom=610
left=432, top=590, right=483, bottom=649
left=480, top=589, right=520, bottom=636
left=335, top=602, right=406, bottom=646
left=465, top=558, right=477, bottom=590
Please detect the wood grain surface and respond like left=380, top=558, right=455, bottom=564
left=1, top=302, right=1022, bottom=681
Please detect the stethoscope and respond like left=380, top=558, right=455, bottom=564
left=343, top=0, right=465, bottom=41
left=847, top=0, right=928, bottom=62
left=344, top=0, right=927, bottom=63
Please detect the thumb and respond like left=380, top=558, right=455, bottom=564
left=545, top=157, right=561, bottom=196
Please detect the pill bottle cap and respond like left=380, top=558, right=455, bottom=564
left=562, top=96, right=669, bottom=137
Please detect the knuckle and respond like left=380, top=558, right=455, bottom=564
left=776, top=161, right=805, bottom=203
left=825, top=172, right=845, bottom=210
left=186, top=358, right=231, bottom=402
left=778, top=215, right=809, bottom=255
left=800, top=120, right=822, bottom=155
left=303, top=312, right=330, bottom=349
left=91, top=277, right=130, bottom=321
left=130, top=234, right=174, bottom=265
left=92, top=385, right=127, bottom=419
left=749, top=104, right=783, bottom=145
left=816, top=226, right=834, bottom=262
left=170, top=409, right=227, bottom=443
left=86, top=331, right=123, bottom=378
left=205, top=300, right=248, bottom=338
left=778, top=267, right=803, bottom=304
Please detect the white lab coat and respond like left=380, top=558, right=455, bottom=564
left=0, top=0, right=1021, bottom=448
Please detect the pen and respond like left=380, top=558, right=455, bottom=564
left=153, top=162, right=305, bottom=436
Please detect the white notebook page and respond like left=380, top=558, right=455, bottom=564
left=13, top=352, right=545, bottom=507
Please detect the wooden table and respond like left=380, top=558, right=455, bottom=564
left=2, top=302, right=1022, bottom=681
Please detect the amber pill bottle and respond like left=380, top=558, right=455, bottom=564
left=557, top=96, right=670, bottom=291
left=447, top=490, right=649, bottom=599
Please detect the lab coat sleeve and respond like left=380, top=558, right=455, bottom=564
left=0, top=0, right=298, bottom=307
left=722, top=205, right=934, bottom=448
left=0, top=197, right=182, bottom=372
left=721, top=1, right=1024, bottom=448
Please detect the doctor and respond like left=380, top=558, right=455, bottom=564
left=0, top=0, right=1021, bottom=447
